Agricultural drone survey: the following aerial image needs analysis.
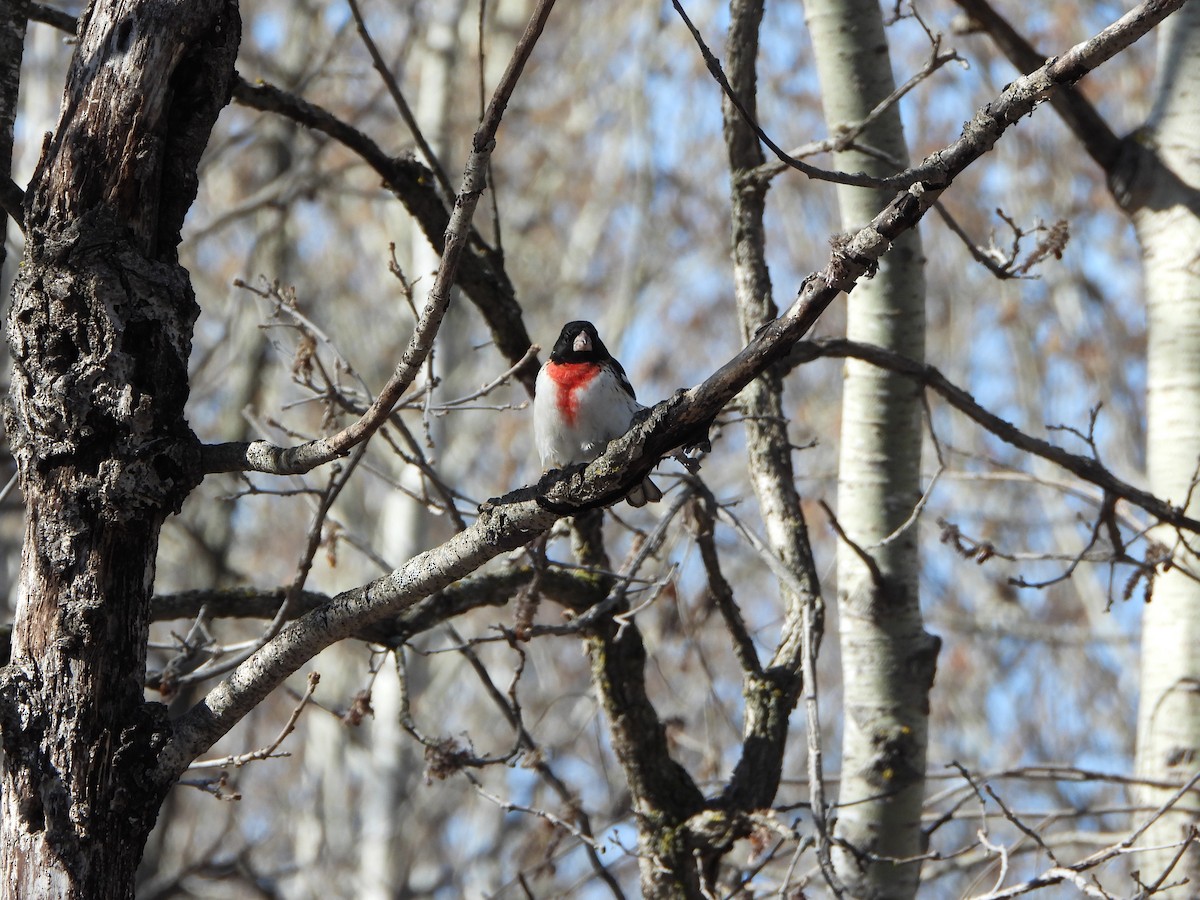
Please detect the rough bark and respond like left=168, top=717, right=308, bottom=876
left=568, top=515, right=706, bottom=899
left=805, top=0, right=938, bottom=895
left=0, top=2, right=240, bottom=897
left=1133, top=0, right=1200, bottom=881
left=588, top=613, right=708, bottom=897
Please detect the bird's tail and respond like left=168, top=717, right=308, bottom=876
left=626, top=476, right=663, bottom=508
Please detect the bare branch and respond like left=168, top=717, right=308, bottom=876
left=27, top=2, right=77, bottom=33
left=188, top=671, right=320, bottom=770
left=968, top=769, right=1200, bottom=899
left=224, top=79, right=536, bottom=393
left=788, top=338, right=1200, bottom=534
left=175, top=446, right=369, bottom=686
left=819, top=500, right=884, bottom=587
left=951, top=0, right=1123, bottom=173
left=154, top=0, right=1186, bottom=784
left=0, top=177, right=23, bottom=231
left=751, top=29, right=965, bottom=184
left=690, top=491, right=761, bottom=676
left=346, top=0, right=456, bottom=200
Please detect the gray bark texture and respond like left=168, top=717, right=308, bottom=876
left=721, top=0, right=820, bottom=815
left=805, top=0, right=937, bottom=895
left=0, top=2, right=239, bottom=897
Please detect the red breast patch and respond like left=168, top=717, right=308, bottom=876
left=545, top=361, right=600, bottom=426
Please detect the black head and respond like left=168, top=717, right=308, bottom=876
left=549, top=320, right=611, bottom=364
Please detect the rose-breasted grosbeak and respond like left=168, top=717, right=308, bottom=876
left=535, top=320, right=663, bottom=507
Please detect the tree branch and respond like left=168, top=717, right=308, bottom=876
left=27, top=2, right=76, bottom=33
left=717, top=0, right=818, bottom=825
left=346, top=0, right=456, bottom=201
left=228, top=76, right=539, bottom=395
left=968, top=769, right=1200, bottom=899
left=23, top=3, right=540, bottom=394
left=148, top=566, right=600, bottom=642
left=153, top=0, right=1185, bottom=784
left=787, top=338, right=1200, bottom=534
left=951, top=0, right=1123, bottom=172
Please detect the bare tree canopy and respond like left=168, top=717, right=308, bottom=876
left=0, top=0, right=1197, bottom=897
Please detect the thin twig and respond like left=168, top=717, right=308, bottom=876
left=788, top=338, right=1200, bottom=535
left=189, top=671, right=321, bottom=769
left=801, top=579, right=843, bottom=896
left=751, top=36, right=964, bottom=184
left=433, top=343, right=539, bottom=409
left=673, top=0, right=901, bottom=190
left=818, top=499, right=884, bottom=587
left=179, top=444, right=369, bottom=684
left=968, top=768, right=1200, bottom=899
left=346, top=0, right=455, bottom=199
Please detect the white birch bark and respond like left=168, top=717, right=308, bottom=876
left=805, top=0, right=937, bottom=895
left=1134, top=1, right=1200, bottom=881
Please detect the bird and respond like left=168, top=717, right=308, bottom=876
left=534, top=320, right=663, bottom=507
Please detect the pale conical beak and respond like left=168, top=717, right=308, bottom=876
left=573, top=331, right=592, bottom=353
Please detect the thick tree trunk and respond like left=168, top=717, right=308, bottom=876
left=0, top=2, right=240, bottom=897
left=805, top=0, right=937, bottom=896
left=562, top=516, right=704, bottom=899
left=587, top=614, right=708, bottom=898
left=1134, top=1, right=1200, bottom=882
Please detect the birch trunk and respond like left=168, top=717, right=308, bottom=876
left=0, top=2, right=238, bottom=896
left=805, top=0, right=938, bottom=895
left=1134, top=1, right=1200, bottom=881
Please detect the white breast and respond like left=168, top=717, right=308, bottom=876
left=535, top=366, right=643, bottom=469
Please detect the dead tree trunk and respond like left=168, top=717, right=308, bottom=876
left=0, top=2, right=239, bottom=897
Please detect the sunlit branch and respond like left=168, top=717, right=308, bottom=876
left=187, top=671, right=320, bottom=770
left=950, top=0, right=1123, bottom=173
left=153, top=0, right=1185, bottom=785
